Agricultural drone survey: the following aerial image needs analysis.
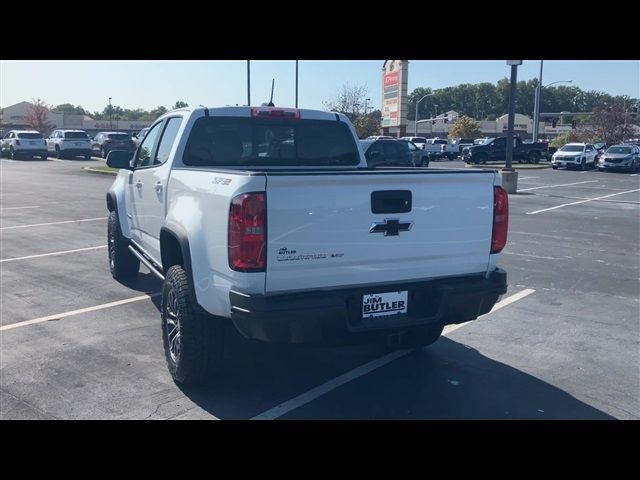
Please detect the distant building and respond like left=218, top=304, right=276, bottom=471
left=1, top=101, right=151, bottom=136
left=389, top=111, right=619, bottom=139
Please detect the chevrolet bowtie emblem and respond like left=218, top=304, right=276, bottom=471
left=369, top=219, right=413, bottom=236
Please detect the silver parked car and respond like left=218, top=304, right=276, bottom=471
left=598, top=144, right=640, bottom=172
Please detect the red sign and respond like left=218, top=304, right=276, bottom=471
left=384, top=72, right=399, bottom=87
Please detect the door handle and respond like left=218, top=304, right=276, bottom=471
left=136, top=181, right=143, bottom=189
left=154, top=182, right=163, bottom=192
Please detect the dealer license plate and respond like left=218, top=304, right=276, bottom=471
left=362, top=291, right=408, bottom=319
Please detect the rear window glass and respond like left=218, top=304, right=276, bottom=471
left=17, top=133, right=43, bottom=139
left=107, top=133, right=129, bottom=140
left=64, top=131, right=88, bottom=139
left=183, top=117, right=359, bottom=167
left=433, top=140, right=447, bottom=145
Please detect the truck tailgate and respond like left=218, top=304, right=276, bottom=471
left=264, top=170, right=496, bottom=294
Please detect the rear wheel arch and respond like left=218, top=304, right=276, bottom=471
left=160, top=226, right=201, bottom=311
left=106, top=192, right=117, bottom=212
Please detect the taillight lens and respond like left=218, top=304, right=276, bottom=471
left=491, top=186, right=509, bottom=253
left=229, top=193, right=266, bottom=271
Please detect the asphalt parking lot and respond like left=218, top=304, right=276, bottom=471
left=1, top=156, right=638, bottom=420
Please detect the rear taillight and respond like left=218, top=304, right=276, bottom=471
left=15, top=140, right=21, bottom=146
left=440, top=145, right=445, bottom=152
left=491, top=186, right=509, bottom=254
left=229, top=192, right=266, bottom=272
left=251, top=107, right=300, bottom=119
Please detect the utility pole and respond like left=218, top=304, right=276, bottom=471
left=414, top=93, right=434, bottom=136
left=533, top=60, right=543, bottom=142
left=108, top=97, right=112, bottom=130
left=503, top=61, right=522, bottom=194
left=247, top=60, right=251, bottom=106
left=295, top=60, right=299, bottom=108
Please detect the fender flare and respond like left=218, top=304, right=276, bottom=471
left=160, top=223, right=202, bottom=311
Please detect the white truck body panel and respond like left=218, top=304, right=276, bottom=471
left=264, top=171, right=497, bottom=293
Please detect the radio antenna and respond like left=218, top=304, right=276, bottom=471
left=268, top=78, right=275, bottom=106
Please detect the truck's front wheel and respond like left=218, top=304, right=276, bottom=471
left=107, top=211, right=140, bottom=280
left=162, top=265, right=225, bottom=385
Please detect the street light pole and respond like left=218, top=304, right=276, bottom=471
left=505, top=65, right=518, bottom=170
left=533, top=60, right=543, bottom=142
left=414, top=93, right=434, bottom=136
left=108, top=97, right=112, bottom=130
left=535, top=79, right=572, bottom=140
left=295, top=60, right=299, bottom=108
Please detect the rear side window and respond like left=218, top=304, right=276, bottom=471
left=18, top=133, right=43, bottom=139
left=64, top=131, right=88, bottom=139
left=183, top=117, right=359, bottom=167
left=154, top=117, right=183, bottom=165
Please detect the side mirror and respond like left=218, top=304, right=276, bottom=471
left=132, top=134, right=138, bottom=139
left=106, top=150, right=134, bottom=170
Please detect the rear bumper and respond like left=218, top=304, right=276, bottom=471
left=14, top=149, right=47, bottom=156
left=61, top=148, right=92, bottom=156
left=229, top=268, right=507, bottom=344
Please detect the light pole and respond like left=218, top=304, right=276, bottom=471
left=503, top=60, right=522, bottom=194
left=533, top=78, right=572, bottom=141
left=108, top=97, right=112, bottom=130
left=295, top=60, right=298, bottom=108
left=364, top=98, right=371, bottom=115
left=414, top=93, right=434, bottom=136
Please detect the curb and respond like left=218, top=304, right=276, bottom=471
left=85, top=167, right=118, bottom=176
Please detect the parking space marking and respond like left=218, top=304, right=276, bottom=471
left=0, top=217, right=107, bottom=230
left=518, top=176, right=539, bottom=180
left=251, top=288, right=535, bottom=420
left=442, top=288, right=536, bottom=335
left=502, top=251, right=566, bottom=260
left=0, top=293, right=161, bottom=332
left=526, top=189, right=640, bottom=215
left=0, top=245, right=106, bottom=263
left=518, top=180, right=598, bottom=192
left=0, top=205, right=41, bottom=211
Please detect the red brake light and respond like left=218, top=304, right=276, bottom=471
left=229, top=193, right=266, bottom=272
left=491, top=186, right=509, bottom=254
left=251, top=108, right=300, bottom=120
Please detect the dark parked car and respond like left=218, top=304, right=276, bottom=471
left=396, top=139, right=430, bottom=167
left=360, top=139, right=415, bottom=167
left=462, top=136, right=549, bottom=164
left=91, top=131, right=137, bottom=158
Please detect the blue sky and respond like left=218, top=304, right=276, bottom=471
left=1, top=60, right=638, bottom=113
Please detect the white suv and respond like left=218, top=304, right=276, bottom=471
left=47, top=130, right=92, bottom=159
left=0, top=130, right=48, bottom=160
left=552, top=143, right=598, bottom=170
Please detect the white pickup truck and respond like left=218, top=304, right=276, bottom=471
left=106, top=106, right=508, bottom=385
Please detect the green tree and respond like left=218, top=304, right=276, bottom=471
left=550, top=131, right=587, bottom=148
left=172, top=101, right=189, bottom=109
left=353, top=110, right=381, bottom=138
left=149, top=106, right=168, bottom=120
left=448, top=116, right=482, bottom=138
left=53, top=103, right=88, bottom=115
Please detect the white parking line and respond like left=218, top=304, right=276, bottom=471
left=442, top=288, right=536, bottom=335
left=0, top=245, right=106, bottom=263
left=518, top=176, right=539, bottom=180
left=518, top=180, right=598, bottom=192
left=0, top=293, right=161, bottom=332
left=501, top=251, right=565, bottom=260
left=526, top=189, right=640, bottom=215
left=0, top=217, right=107, bottom=230
left=251, top=288, right=535, bottom=420
left=0, top=205, right=41, bottom=211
